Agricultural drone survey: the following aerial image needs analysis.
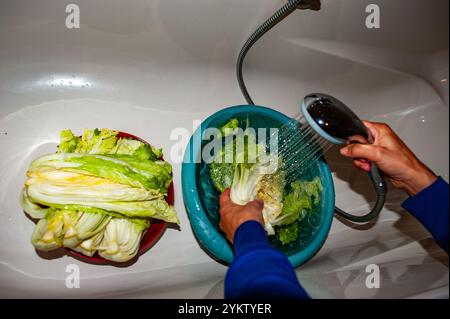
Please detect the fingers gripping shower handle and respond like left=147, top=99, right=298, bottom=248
left=334, top=163, right=387, bottom=223
left=299, top=92, right=387, bottom=223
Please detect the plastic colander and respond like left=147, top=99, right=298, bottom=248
left=181, top=105, right=334, bottom=267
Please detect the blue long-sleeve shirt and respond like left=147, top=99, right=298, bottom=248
left=224, top=220, right=309, bottom=299
left=402, top=176, right=449, bottom=252
left=225, top=176, right=449, bottom=299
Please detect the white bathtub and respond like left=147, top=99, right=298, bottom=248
left=0, top=0, right=448, bottom=298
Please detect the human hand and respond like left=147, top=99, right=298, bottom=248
left=340, top=121, right=437, bottom=196
left=219, top=189, right=264, bottom=243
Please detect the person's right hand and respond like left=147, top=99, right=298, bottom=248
left=340, top=121, right=437, bottom=196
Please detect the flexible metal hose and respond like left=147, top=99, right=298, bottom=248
left=334, top=164, right=387, bottom=223
left=236, top=0, right=304, bottom=105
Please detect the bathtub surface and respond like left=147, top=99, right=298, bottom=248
left=0, top=0, right=448, bottom=298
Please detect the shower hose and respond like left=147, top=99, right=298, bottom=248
left=236, top=0, right=386, bottom=223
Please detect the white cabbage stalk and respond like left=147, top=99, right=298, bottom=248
left=98, top=219, right=145, bottom=262
left=26, top=169, right=164, bottom=202
left=30, top=209, right=112, bottom=251
left=72, top=230, right=105, bottom=257
left=231, top=168, right=283, bottom=235
left=28, top=152, right=173, bottom=195
left=63, top=211, right=111, bottom=248
left=229, top=137, right=283, bottom=234
left=230, top=164, right=263, bottom=205
left=26, top=183, right=178, bottom=223
left=229, top=139, right=269, bottom=205
left=19, top=187, right=49, bottom=219
left=31, top=211, right=65, bottom=251
left=256, top=173, right=285, bottom=235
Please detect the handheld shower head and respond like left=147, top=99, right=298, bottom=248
left=301, top=93, right=369, bottom=144
left=299, top=93, right=387, bottom=223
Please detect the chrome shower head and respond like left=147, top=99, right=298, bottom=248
left=301, top=93, right=369, bottom=145
left=299, top=93, right=386, bottom=223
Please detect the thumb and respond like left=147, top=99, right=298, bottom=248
left=340, top=143, right=379, bottom=162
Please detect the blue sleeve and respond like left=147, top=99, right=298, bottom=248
left=402, top=176, right=449, bottom=253
left=224, top=220, right=309, bottom=299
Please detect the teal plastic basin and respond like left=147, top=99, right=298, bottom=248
left=181, top=105, right=335, bottom=267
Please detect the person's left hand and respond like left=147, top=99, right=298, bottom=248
left=219, top=189, right=264, bottom=243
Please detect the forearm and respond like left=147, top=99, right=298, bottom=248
left=224, top=221, right=309, bottom=299
left=402, top=176, right=449, bottom=253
